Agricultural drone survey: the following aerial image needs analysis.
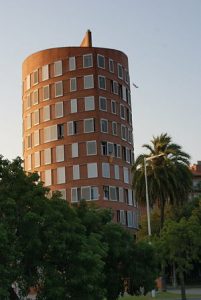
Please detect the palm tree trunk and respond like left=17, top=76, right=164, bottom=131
left=160, top=199, right=165, bottom=230
left=179, top=271, right=186, bottom=300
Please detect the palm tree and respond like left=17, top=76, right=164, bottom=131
left=132, top=133, right=192, bottom=230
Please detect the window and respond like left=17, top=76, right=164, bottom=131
left=97, top=54, right=105, bottom=68
left=27, top=94, right=31, bottom=109
left=27, top=135, right=31, bottom=148
left=127, top=211, right=133, bottom=228
left=117, top=144, right=121, bottom=158
left=56, top=145, right=64, bottom=162
left=107, top=142, right=114, bottom=156
left=128, top=189, right=133, bottom=206
left=44, top=125, right=57, bottom=143
left=81, top=186, right=90, bottom=200
left=101, top=141, right=107, bottom=155
left=57, top=167, right=65, bottom=184
left=86, top=141, right=97, bottom=155
left=84, top=118, right=95, bottom=133
left=102, top=162, right=110, bottom=178
left=83, top=54, right=93, bottom=68
left=111, top=100, right=116, bottom=114
left=27, top=154, right=31, bottom=171
left=120, top=104, right=125, bottom=119
left=71, top=187, right=81, bottom=202
left=84, top=75, right=94, bottom=89
left=123, top=167, right=129, bottom=183
left=113, top=81, right=119, bottom=95
left=54, top=61, right=62, bottom=77
left=26, top=74, right=30, bottom=90
left=122, top=85, right=127, bottom=101
left=45, top=169, right=52, bottom=186
left=125, top=69, right=129, bottom=83
left=44, top=148, right=51, bottom=165
left=55, top=102, right=63, bottom=118
left=112, top=122, right=117, bottom=135
left=33, top=70, right=38, bottom=85
left=58, top=189, right=66, bottom=200
left=55, top=81, right=63, bottom=97
left=114, top=165, right=120, bottom=180
left=43, top=85, right=49, bottom=100
left=71, top=99, right=77, bottom=113
left=67, top=121, right=77, bottom=135
left=98, top=75, right=106, bottom=90
left=126, top=148, right=131, bottom=164
left=85, top=96, right=94, bottom=111
left=120, top=210, right=126, bottom=225
left=100, top=119, right=108, bottom=133
left=87, top=163, right=98, bottom=178
left=109, top=59, right=114, bottom=73
left=70, top=78, right=77, bottom=92
left=110, top=186, right=117, bottom=201
left=34, top=130, right=39, bottom=146
left=81, top=186, right=98, bottom=200
left=33, top=110, right=39, bottom=125
left=34, top=152, right=40, bottom=168
left=42, top=65, right=49, bottom=81
left=73, top=165, right=80, bottom=180
left=57, top=124, right=64, bottom=139
left=33, top=89, right=38, bottom=105
left=122, top=146, right=126, bottom=161
left=103, top=186, right=109, bottom=200
left=99, top=96, right=107, bottom=111
left=121, top=125, right=127, bottom=140
left=69, top=56, right=76, bottom=71
left=43, top=105, right=50, bottom=121
left=72, top=143, right=78, bottom=157
left=119, top=187, right=124, bottom=202
left=118, top=63, right=123, bottom=79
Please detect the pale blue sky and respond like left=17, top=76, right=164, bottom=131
left=0, top=0, right=200, bottom=163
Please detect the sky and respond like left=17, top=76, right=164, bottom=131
left=0, top=0, right=200, bottom=164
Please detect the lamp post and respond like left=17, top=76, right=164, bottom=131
left=144, top=153, right=165, bottom=237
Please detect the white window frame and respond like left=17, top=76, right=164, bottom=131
left=98, top=75, right=106, bottom=90
left=99, top=96, right=107, bottom=111
left=109, top=59, right=114, bottom=73
left=55, top=102, right=63, bottom=118
left=34, top=130, right=39, bottom=146
left=43, top=105, right=50, bottom=122
left=123, top=167, right=129, bottom=184
left=43, top=85, right=50, bottom=101
left=84, top=75, right=94, bottom=89
left=42, top=65, right=49, bottom=81
left=111, top=100, right=116, bottom=114
left=54, top=60, right=62, bottom=77
left=32, top=89, right=38, bottom=105
left=72, top=143, right=78, bottom=157
left=67, top=121, right=77, bottom=136
left=87, top=163, right=98, bottom=178
left=83, top=54, right=93, bottom=68
left=118, top=63, right=123, bottom=79
left=33, top=69, right=38, bottom=85
left=112, top=122, right=117, bottom=135
left=97, top=54, right=105, bottom=69
left=69, top=56, right=76, bottom=71
left=34, top=151, right=40, bottom=168
left=70, top=78, right=77, bottom=92
left=102, top=162, right=110, bottom=178
left=85, top=96, right=95, bottom=111
left=45, top=169, right=52, bottom=186
left=33, top=110, right=39, bottom=126
left=55, top=81, right=63, bottom=97
left=73, top=165, right=80, bottom=180
left=114, top=165, right=120, bottom=180
left=86, top=140, right=97, bottom=156
left=44, top=148, right=51, bottom=165
left=57, top=166, right=65, bottom=184
left=100, top=119, right=108, bottom=133
left=56, top=145, right=64, bottom=162
left=84, top=118, right=94, bottom=133
left=70, top=99, right=77, bottom=113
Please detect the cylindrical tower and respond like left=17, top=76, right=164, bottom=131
left=22, top=32, right=138, bottom=229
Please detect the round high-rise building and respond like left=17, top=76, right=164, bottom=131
left=22, top=31, right=138, bottom=229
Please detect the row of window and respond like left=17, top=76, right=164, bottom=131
left=25, top=98, right=132, bottom=128
left=26, top=157, right=132, bottom=184
left=25, top=54, right=130, bottom=91
left=25, top=140, right=133, bottom=165
left=71, top=185, right=135, bottom=204
left=24, top=76, right=131, bottom=106
left=117, top=210, right=139, bottom=229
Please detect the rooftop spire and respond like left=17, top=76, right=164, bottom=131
left=80, top=30, right=92, bottom=47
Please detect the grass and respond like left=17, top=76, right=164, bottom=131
left=122, top=291, right=201, bottom=299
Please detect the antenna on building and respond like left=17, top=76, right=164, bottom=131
left=80, top=30, right=92, bottom=47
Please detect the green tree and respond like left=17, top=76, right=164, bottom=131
left=132, top=133, right=192, bottom=230
left=156, top=216, right=201, bottom=300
